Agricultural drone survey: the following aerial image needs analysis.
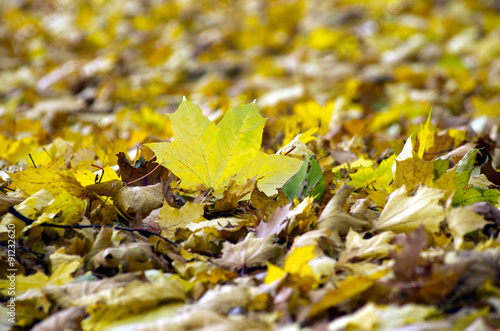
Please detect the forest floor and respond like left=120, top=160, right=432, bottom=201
left=1, top=0, right=500, bottom=330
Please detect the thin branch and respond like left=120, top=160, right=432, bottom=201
left=7, top=206, right=177, bottom=247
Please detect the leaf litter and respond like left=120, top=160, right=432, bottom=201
left=1, top=0, right=500, bottom=330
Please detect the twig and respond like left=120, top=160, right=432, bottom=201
left=7, top=206, right=177, bottom=247
left=28, top=154, right=37, bottom=168
left=284, top=146, right=296, bottom=156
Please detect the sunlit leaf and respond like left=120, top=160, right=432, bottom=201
left=147, top=98, right=301, bottom=196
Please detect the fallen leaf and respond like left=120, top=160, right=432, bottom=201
left=113, top=182, right=164, bottom=219
left=146, top=98, right=301, bottom=196
left=309, top=269, right=389, bottom=318
left=453, top=149, right=500, bottom=206
left=0, top=189, right=53, bottom=239
left=255, top=203, right=293, bottom=238
left=31, top=307, right=87, bottom=331
left=265, top=245, right=317, bottom=285
left=215, top=233, right=281, bottom=271
left=9, top=167, right=86, bottom=197
left=316, top=184, right=368, bottom=235
left=90, top=242, right=164, bottom=272
left=327, top=302, right=438, bottom=331
left=373, top=185, right=445, bottom=233
left=393, top=152, right=435, bottom=191
left=188, top=285, right=251, bottom=313
left=117, top=152, right=167, bottom=186
left=391, top=227, right=428, bottom=282
left=214, top=177, right=256, bottom=211
left=339, top=229, right=395, bottom=264
left=282, top=153, right=325, bottom=202
left=349, top=154, right=395, bottom=190
left=447, top=203, right=488, bottom=249
left=155, top=201, right=205, bottom=237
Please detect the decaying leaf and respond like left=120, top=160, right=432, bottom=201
left=90, top=242, right=165, bottom=272
left=214, top=177, right=256, bottom=211
left=391, top=227, right=428, bottom=283
left=447, top=203, right=488, bottom=249
left=316, top=184, right=368, bottom=235
left=216, top=233, right=281, bottom=271
left=31, top=307, right=87, bottom=331
left=113, top=182, right=164, bottom=218
left=117, top=152, right=168, bottom=186
left=373, top=185, right=445, bottom=233
left=255, top=203, right=293, bottom=238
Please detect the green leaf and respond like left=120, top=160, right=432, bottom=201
left=452, top=149, right=500, bottom=206
left=146, top=98, right=301, bottom=196
left=282, top=154, right=325, bottom=202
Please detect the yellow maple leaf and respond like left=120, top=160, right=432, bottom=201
left=9, top=167, right=86, bottom=197
left=157, top=202, right=206, bottom=237
left=146, top=98, right=301, bottom=196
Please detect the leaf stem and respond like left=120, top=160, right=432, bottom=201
left=124, top=163, right=161, bottom=186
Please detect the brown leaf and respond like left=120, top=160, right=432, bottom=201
left=404, top=261, right=469, bottom=305
left=90, top=242, right=165, bottom=272
left=31, top=307, right=86, bottom=331
left=316, top=184, right=368, bottom=235
left=162, top=174, right=178, bottom=208
left=44, top=273, right=146, bottom=308
left=113, top=182, right=164, bottom=218
left=472, top=202, right=500, bottom=226
left=391, top=226, right=428, bottom=282
left=481, top=158, right=500, bottom=186
left=215, top=233, right=281, bottom=271
left=250, top=187, right=289, bottom=220
left=117, top=151, right=168, bottom=186
left=0, top=193, right=24, bottom=217
left=215, top=177, right=256, bottom=212
left=255, top=203, right=292, bottom=238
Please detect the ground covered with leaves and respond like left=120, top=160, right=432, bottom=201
left=1, top=0, right=500, bottom=330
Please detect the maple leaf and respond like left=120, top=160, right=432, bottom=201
left=155, top=201, right=206, bottom=237
left=146, top=98, right=302, bottom=196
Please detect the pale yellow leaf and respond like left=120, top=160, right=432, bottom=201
left=373, top=185, right=445, bottom=233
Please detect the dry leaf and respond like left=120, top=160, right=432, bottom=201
left=113, top=182, right=164, bottom=218
left=215, top=233, right=281, bottom=271
left=316, top=184, right=368, bottom=235
left=214, top=177, right=256, bottom=211
left=373, top=185, right=445, bottom=233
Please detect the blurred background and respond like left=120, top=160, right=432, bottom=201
left=1, top=0, right=500, bottom=167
